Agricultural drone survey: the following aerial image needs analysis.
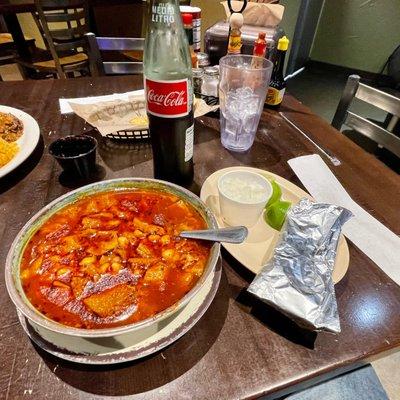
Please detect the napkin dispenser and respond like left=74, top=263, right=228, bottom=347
left=204, top=21, right=284, bottom=66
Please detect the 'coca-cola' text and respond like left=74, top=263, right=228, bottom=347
left=145, top=78, right=189, bottom=118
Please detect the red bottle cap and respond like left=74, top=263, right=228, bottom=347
left=181, top=13, right=193, bottom=26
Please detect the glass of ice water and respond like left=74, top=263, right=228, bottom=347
left=219, top=55, right=273, bottom=152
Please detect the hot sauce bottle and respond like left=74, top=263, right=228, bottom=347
left=254, top=32, right=268, bottom=57
left=227, top=12, right=243, bottom=55
left=266, top=36, right=289, bottom=109
left=182, top=13, right=198, bottom=68
left=251, top=32, right=268, bottom=69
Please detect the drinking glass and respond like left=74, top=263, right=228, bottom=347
left=219, top=55, right=273, bottom=152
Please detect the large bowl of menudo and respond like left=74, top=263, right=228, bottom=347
left=5, top=178, right=220, bottom=340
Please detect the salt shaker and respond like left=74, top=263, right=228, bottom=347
left=201, top=66, right=219, bottom=105
left=197, top=52, right=210, bottom=68
left=193, top=67, right=204, bottom=97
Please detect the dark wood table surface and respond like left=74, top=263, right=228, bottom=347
left=1, top=75, right=400, bottom=400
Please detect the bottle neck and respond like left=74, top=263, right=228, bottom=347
left=272, top=49, right=286, bottom=80
left=230, top=27, right=241, bottom=36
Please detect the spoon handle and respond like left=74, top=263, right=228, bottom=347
left=179, top=226, right=248, bottom=244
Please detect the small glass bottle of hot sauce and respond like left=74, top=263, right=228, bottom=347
left=182, top=13, right=198, bottom=68
left=251, top=32, right=268, bottom=69
left=227, top=12, right=244, bottom=55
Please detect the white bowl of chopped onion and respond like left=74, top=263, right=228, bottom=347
left=217, top=170, right=272, bottom=227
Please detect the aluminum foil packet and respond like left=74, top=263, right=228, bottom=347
left=248, top=198, right=353, bottom=333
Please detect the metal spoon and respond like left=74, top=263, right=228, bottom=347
left=179, top=226, right=248, bottom=244
left=279, top=112, right=341, bottom=167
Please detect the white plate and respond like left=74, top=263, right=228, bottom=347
left=200, top=167, right=350, bottom=283
left=0, top=105, right=40, bottom=178
left=18, top=259, right=222, bottom=365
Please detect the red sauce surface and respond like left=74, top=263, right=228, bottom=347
left=20, top=190, right=210, bottom=329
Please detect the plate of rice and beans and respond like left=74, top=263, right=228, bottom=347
left=0, top=105, right=40, bottom=178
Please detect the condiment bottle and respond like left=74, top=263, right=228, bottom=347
left=182, top=13, right=198, bottom=68
left=202, top=66, right=219, bottom=102
left=227, top=12, right=243, bottom=55
left=193, top=67, right=204, bottom=97
left=251, top=32, right=268, bottom=69
left=197, top=52, right=210, bottom=68
left=265, top=36, right=289, bottom=109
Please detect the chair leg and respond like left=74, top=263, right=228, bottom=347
left=56, top=69, right=67, bottom=79
left=80, top=68, right=89, bottom=77
left=16, top=62, right=27, bottom=80
left=332, top=75, right=360, bottom=130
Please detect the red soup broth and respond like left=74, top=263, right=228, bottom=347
left=20, top=190, right=211, bottom=329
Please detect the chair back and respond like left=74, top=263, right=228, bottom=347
left=332, top=74, right=400, bottom=158
left=85, top=33, right=144, bottom=76
left=0, top=15, right=8, bottom=33
left=33, top=0, right=89, bottom=78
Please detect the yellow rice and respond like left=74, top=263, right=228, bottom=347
left=0, top=137, right=19, bottom=167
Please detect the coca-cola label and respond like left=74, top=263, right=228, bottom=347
left=145, top=78, right=189, bottom=118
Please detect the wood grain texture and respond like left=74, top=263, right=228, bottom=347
left=0, top=76, right=399, bottom=400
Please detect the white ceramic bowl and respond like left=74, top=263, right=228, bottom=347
left=5, top=178, right=220, bottom=343
left=217, top=170, right=272, bottom=227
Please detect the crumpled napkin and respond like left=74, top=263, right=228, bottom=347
left=59, top=90, right=219, bottom=136
left=220, top=1, right=284, bottom=27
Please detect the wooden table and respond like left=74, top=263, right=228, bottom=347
left=1, top=76, right=400, bottom=400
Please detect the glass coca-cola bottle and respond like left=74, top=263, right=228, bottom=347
left=144, top=0, right=194, bottom=186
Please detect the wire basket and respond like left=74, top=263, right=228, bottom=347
left=106, top=128, right=150, bottom=141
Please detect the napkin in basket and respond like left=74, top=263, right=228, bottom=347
left=59, top=90, right=219, bottom=136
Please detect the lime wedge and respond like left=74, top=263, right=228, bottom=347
left=265, top=200, right=291, bottom=231
left=265, top=180, right=282, bottom=209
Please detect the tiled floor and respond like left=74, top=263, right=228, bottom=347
left=286, top=66, right=388, bottom=124
left=373, top=352, right=400, bottom=400
left=1, top=63, right=399, bottom=399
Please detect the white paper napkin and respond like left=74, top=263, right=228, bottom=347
left=288, top=154, right=400, bottom=285
left=59, top=90, right=144, bottom=114
left=59, top=90, right=219, bottom=136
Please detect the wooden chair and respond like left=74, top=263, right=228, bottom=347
left=20, top=0, right=90, bottom=79
left=0, top=13, right=36, bottom=80
left=0, top=33, right=27, bottom=80
left=332, top=74, right=400, bottom=159
left=85, top=33, right=144, bottom=76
